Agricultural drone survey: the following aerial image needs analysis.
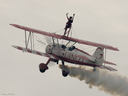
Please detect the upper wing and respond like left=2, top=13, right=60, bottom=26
left=62, top=36, right=119, bottom=51
left=10, top=24, right=119, bottom=51
left=12, top=45, right=59, bottom=60
left=10, top=24, right=62, bottom=39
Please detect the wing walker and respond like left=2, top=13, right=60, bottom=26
left=11, top=14, right=119, bottom=77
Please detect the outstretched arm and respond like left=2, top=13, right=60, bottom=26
left=72, top=14, right=75, bottom=20
left=66, top=13, right=69, bottom=19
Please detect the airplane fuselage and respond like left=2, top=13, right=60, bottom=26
left=45, top=44, right=96, bottom=67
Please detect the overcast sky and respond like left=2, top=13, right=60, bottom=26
left=0, top=0, right=128, bottom=96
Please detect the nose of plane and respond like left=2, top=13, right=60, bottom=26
left=45, top=44, right=53, bottom=53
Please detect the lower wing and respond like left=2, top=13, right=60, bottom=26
left=12, top=45, right=59, bottom=60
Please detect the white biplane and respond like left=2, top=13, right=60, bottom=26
left=10, top=24, right=119, bottom=77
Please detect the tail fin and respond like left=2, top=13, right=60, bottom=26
left=93, top=46, right=104, bottom=65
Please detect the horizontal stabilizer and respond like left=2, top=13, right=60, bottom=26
left=98, top=65, right=117, bottom=71
left=12, top=45, right=58, bottom=60
left=104, top=60, right=117, bottom=65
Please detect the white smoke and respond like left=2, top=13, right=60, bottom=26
left=59, top=65, right=128, bottom=96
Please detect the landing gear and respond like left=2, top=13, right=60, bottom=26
left=39, top=59, right=70, bottom=77
left=54, top=59, right=59, bottom=64
left=62, top=61, right=64, bottom=65
left=39, top=63, right=49, bottom=73
left=60, top=63, right=69, bottom=77
left=39, top=58, right=51, bottom=73
left=93, top=67, right=96, bottom=72
left=62, top=70, right=69, bottom=77
left=40, top=69, right=46, bottom=73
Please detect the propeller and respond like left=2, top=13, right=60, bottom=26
left=35, top=34, right=58, bottom=67
left=44, top=36, right=52, bottom=44
left=44, top=36, right=57, bottom=67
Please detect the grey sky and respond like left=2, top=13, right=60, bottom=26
left=0, top=0, right=128, bottom=96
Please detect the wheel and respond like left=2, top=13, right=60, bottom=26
left=62, top=61, right=64, bottom=65
left=93, top=68, right=96, bottom=72
left=39, top=69, right=46, bottom=73
left=54, top=60, right=59, bottom=64
left=39, top=63, right=49, bottom=73
left=62, top=70, right=69, bottom=77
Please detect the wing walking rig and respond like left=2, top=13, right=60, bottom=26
left=10, top=24, right=119, bottom=77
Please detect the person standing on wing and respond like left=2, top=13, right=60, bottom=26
left=64, top=13, right=75, bottom=36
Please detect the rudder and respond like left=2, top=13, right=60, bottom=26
left=93, top=46, right=104, bottom=65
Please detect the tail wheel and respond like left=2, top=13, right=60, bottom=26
left=93, top=67, right=96, bottom=72
left=39, top=63, right=49, bottom=73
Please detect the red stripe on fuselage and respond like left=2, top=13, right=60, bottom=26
left=52, top=54, right=96, bottom=67
left=75, top=48, right=91, bottom=56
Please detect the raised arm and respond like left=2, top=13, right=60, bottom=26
left=66, top=13, right=69, bottom=19
left=72, top=14, right=75, bottom=20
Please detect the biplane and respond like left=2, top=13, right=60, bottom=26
left=10, top=24, right=119, bottom=77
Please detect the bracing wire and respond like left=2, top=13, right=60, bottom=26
left=71, top=27, right=87, bottom=50
left=32, top=34, right=46, bottom=50
left=52, top=29, right=64, bottom=34
left=71, top=27, right=96, bottom=54
left=104, top=49, right=107, bottom=66
left=69, top=27, right=73, bottom=37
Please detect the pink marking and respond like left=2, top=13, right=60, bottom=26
left=27, top=49, right=32, bottom=53
left=72, top=54, right=74, bottom=60
left=59, top=49, right=65, bottom=57
left=95, top=47, right=103, bottom=59
left=76, top=55, right=90, bottom=61
left=60, top=52, right=64, bottom=57
left=17, top=46, right=23, bottom=50
left=45, top=53, right=49, bottom=57
left=64, top=52, right=67, bottom=57
left=36, top=51, right=42, bottom=56
left=75, top=48, right=91, bottom=56
left=54, top=54, right=96, bottom=67
left=104, top=61, right=116, bottom=65
left=97, top=47, right=103, bottom=51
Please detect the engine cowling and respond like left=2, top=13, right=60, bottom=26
left=39, top=63, right=49, bottom=73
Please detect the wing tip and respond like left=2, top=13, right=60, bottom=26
left=115, top=48, right=119, bottom=51
left=10, top=24, right=21, bottom=28
left=107, top=47, right=119, bottom=51
left=12, top=45, right=17, bottom=49
left=10, top=24, right=17, bottom=27
left=10, top=23, right=14, bottom=26
left=104, top=60, right=117, bottom=66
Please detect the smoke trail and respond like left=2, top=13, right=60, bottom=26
left=59, top=65, right=128, bottom=96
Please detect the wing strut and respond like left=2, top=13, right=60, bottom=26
left=104, top=48, right=107, bottom=65
left=52, top=37, right=55, bottom=46
left=24, top=31, right=34, bottom=50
